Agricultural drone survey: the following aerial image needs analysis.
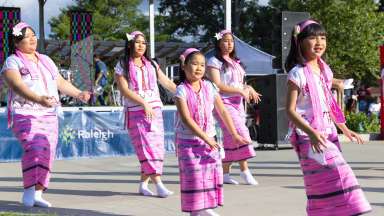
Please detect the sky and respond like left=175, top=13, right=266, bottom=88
left=0, top=0, right=269, bottom=38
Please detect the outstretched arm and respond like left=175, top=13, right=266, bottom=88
left=157, top=68, right=176, bottom=94
left=214, top=95, right=250, bottom=145
left=57, top=74, right=90, bottom=103
left=206, top=67, right=249, bottom=100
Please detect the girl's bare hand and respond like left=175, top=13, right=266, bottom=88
left=37, top=96, right=56, bottom=107
left=249, top=88, right=262, bottom=104
left=77, top=91, right=91, bottom=103
left=344, top=129, right=364, bottom=144
left=309, top=131, right=327, bottom=153
left=232, top=133, right=251, bottom=147
left=143, top=102, right=156, bottom=121
left=240, top=88, right=251, bottom=103
left=206, top=137, right=219, bottom=150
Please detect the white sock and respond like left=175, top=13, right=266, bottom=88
left=240, top=169, right=258, bottom=185
left=22, top=186, right=35, bottom=207
left=223, top=173, right=239, bottom=185
left=139, top=182, right=154, bottom=196
left=155, top=181, right=174, bottom=198
left=34, top=190, right=52, bottom=208
left=200, top=209, right=220, bottom=216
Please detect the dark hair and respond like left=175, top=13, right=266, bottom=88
left=119, top=34, right=154, bottom=80
left=9, top=27, right=35, bottom=54
left=213, top=33, right=241, bottom=69
left=178, top=51, right=203, bottom=83
left=284, top=21, right=326, bottom=72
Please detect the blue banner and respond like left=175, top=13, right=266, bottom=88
left=0, top=107, right=177, bottom=162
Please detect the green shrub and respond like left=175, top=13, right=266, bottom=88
left=345, top=112, right=380, bottom=133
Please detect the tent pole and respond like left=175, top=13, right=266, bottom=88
left=224, top=0, right=231, bottom=30
left=149, top=0, right=155, bottom=58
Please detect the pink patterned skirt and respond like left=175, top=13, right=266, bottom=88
left=216, top=96, right=255, bottom=163
left=290, top=131, right=372, bottom=216
left=176, top=135, right=223, bottom=212
left=12, top=113, right=58, bottom=189
left=126, top=107, right=165, bottom=175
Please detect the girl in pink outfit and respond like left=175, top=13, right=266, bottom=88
left=285, top=19, right=372, bottom=216
left=175, top=48, right=250, bottom=216
left=114, top=31, right=176, bottom=198
left=1, top=22, right=90, bottom=208
left=206, top=30, right=261, bottom=185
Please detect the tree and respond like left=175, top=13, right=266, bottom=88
left=290, top=0, right=384, bottom=84
left=158, top=0, right=285, bottom=68
left=158, top=0, right=225, bottom=42
left=49, top=0, right=167, bottom=41
left=158, top=0, right=282, bottom=55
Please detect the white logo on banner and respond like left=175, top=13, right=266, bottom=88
left=78, top=129, right=114, bottom=141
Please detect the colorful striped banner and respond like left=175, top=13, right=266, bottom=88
left=0, top=7, right=20, bottom=104
left=69, top=10, right=93, bottom=91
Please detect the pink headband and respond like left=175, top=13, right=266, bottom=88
left=299, top=20, right=318, bottom=33
left=126, top=31, right=144, bottom=41
left=179, top=48, right=199, bottom=61
left=214, top=29, right=232, bottom=40
left=12, top=22, right=30, bottom=37
left=293, top=20, right=319, bottom=37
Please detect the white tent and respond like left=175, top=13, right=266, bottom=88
left=205, top=35, right=276, bottom=75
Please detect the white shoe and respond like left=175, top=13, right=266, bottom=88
left=139, top=182, right=154, bottom=196
left=156, top=187, right=174, bottom=198
left=34, top=190, right=52, bottom=208
left=139, top=187, right=155, bottom=196
left=240, top=170, right=258, bottom=185
left=155, top=182, right=174, bottom=198
left=223, top=174, right=239, bottom=185
left=34, top=198, right=52, bottom=208
left=22, top=187, right=35, bottom=207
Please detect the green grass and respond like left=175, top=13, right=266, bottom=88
left=0, top=213, right=55, bottom=216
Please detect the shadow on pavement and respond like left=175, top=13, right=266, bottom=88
left=0, top=186, right=142, bottom=197
left=0, top=200, right=131, bottom=216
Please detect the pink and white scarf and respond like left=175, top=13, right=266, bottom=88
left=304, top=58, right=346, bottom=133
left=184, top=80, right=211, bottom=132
left=127, top=56, right=156, bottom=91
left=15, top=49, right=57, bottom=80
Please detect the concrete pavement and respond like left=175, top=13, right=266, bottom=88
left=0, top=141, right=383, bottom=216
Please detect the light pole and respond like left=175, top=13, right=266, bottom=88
left=224, top=0, right=231, bottom=31
left=38, top=0, right=47, bottom=53
left=149, top=0, right=155, bottom=59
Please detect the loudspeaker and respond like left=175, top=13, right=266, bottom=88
left=250, top=74, right=288, bottom=148
left=281, top=11, right=310, bottom=70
